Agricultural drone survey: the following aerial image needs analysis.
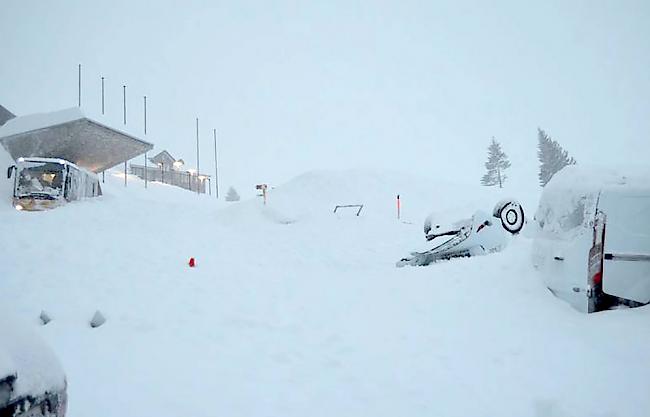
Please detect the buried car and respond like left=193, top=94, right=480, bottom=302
left=0, top=317, right=67, bottom=417
left=532, top=166, right=650, bottom=313
left=397, top=199, right=525, bottom=267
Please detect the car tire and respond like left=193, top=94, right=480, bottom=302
left=493, top=200, right=525, bottom=234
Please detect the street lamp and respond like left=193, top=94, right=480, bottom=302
left=187, top=169, right=196, bottom=191
left=198, top=175, right=207, bottom=195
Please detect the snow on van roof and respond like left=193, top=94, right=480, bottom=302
left=0, top=107, right=85, bottom=138
left=546, top=165, right=650, bottom=194
left=535, top=165, right=650, bottom=235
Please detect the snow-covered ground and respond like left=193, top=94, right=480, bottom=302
left=1, top=152, right=649, bottom=417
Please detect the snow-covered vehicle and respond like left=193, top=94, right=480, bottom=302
left=0, top=318, right=67, bottom=417
left=397, top=199, right=525, bottom=267
left=6, top=157, right=102, bottom=211
left=533, top=166, right=650, bottom=313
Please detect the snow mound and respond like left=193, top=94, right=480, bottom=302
left=218, top=169, right=511, bottom=227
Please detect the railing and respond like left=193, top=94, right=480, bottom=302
left=130, top=164, right=208, bottom=194
left=333, top=204, right=364, bottom=216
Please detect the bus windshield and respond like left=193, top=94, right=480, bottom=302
left=16, top=162, right=65, bottom=199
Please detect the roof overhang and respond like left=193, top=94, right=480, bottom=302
left=0, top=117, right=153, bottom=173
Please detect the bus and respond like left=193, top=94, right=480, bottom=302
left=6, top=157, right=102, bottom=211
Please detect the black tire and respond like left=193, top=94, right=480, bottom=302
left=493, top=200, right=525, bottom=234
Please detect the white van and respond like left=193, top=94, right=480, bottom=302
left=532, top=166, right=650, bottom=313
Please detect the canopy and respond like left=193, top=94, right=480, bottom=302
left=0, top=108, right=153, bottom=173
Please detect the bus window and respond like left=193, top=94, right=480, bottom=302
left=16, top=162, right=65, bottom=199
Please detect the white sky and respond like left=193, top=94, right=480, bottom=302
left=2, top=0, right=649, bottom=193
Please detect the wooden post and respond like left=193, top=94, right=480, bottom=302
left=256, top=184, right=268, bottom=205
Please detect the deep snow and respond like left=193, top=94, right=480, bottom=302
left=1, top=154, right=649, bottom=417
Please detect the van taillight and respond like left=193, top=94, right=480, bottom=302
left=587, top=211, right=607, bottom=313
left=592, top=271, right=602, bottom=285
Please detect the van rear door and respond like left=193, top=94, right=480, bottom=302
left=598, top=190, right=650, bottom=304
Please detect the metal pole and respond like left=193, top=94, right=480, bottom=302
left=123, top=85, right=127, bottom=187
left=143, top=96, right=147, bottom=135
left=144, top=95, right=147, bottom=189
left=101, top=77, right=105, bottom=115
left=213, top=128, right=219, bottom=198
left=208, top=178, right=211, bottom=195
left=78, top=64, right=81, bottom=107
left=196, top=117, right=200, bottom=195
left=123, top=85, right=127, bottom=125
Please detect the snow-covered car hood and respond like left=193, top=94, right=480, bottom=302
left=0, top=315, right=66, bottom=404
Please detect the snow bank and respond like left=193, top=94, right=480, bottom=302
left=218, top=169, right=518, bottom=228
left=0, top=107, right=85, bottom=138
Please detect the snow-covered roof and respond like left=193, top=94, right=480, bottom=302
left=0, top=104, right=15, bottom=127
left=0, top=107, right=84, bottom=138
left=149, top=150, right=176, bottom=165
left=0, top=107, right=153, bottom=173
left=16, top=156, right=97, bottom=176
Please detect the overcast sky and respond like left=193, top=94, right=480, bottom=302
left=2, top=0, right=649, bottom=193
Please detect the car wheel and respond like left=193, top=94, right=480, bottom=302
left=493, top=200, right=525, bottom=234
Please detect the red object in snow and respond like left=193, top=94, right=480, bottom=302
left=189, top=257, right=196, bottom=267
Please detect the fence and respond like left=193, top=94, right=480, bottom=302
left=130, top=164, right=208, bottom=194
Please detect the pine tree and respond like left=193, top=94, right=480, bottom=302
left=481, top=137, right=511, bottom=188
left=537, top=128, right=576, bottom=186
left=225, top=186, right=240, bottom=202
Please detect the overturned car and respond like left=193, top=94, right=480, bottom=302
left=397, top=200, right=525, bottom=267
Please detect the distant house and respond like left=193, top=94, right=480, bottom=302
left=131, top=150, right=210, bottom=194
left=149, top=150, right=176, bottom=170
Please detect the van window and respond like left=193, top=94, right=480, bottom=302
left=563, top=197, right=586, bottom=231
left=537, top=193, right=596, bottom=236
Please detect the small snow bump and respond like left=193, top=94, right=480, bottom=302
left=39, top=310, right=51, bottom=325
left=90, top=310, right=107, bottom=328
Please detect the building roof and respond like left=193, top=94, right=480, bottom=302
left=0, top=107, right=153, bottom=173
left=149, top=150, right=176, bottom=165
left=0, top=104, right=15, bottom=127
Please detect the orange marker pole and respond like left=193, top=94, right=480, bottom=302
left=397, top=194, right=401, bottom=220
